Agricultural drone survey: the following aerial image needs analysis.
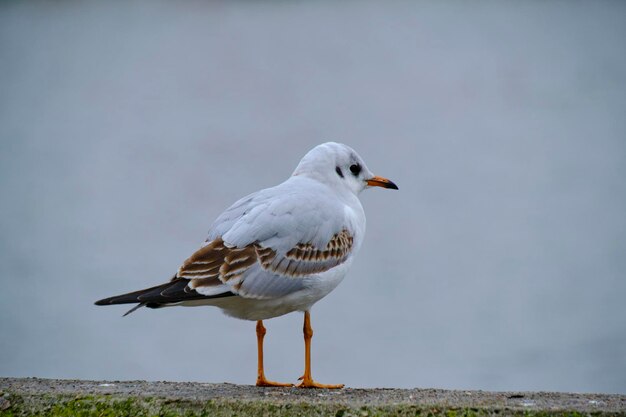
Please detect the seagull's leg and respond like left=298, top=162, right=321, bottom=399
left=296, top=311, right=344, bottom=389
left=255, top=320, right=293, bottom=387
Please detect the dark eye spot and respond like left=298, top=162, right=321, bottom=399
left=335, top=166, right=344, bottom=178
left=349, top=163, right=361, bottom=176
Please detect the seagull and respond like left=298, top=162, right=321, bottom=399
left=95, top=142, right=398, bottom=388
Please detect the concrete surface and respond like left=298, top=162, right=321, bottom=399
left=1, top=377, right=625, bottom=416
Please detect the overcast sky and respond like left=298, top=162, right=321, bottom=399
left=1, top=0, right=625, bottom=393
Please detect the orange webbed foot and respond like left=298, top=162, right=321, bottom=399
left=296, top=376, right=344, bottom=389
left=256, top=377, right=294, bottom=388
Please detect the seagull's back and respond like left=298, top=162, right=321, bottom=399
left=208, top=175, right=365, bottom=254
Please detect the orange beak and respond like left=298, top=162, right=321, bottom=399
left=366, top=175, right=399, bottom=190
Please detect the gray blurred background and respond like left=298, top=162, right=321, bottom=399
left=1, top=1, right=625, bottom=394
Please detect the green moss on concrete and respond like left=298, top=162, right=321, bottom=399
left=0, top=392, right=619, bottom=417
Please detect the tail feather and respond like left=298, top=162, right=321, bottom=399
left=95, top=277, right=235, bottom=315
left=123, top=302, right=147, bottom=317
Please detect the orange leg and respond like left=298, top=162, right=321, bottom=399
left=255, top=320, right=293, bottom=387
left=296, top=311, right=344, bottom=389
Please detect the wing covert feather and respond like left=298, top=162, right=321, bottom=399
left=178, top=229, right=354, bottom=299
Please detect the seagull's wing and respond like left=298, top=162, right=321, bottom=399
left=94, top=177, right=362, bottom=311
left=178, top=177, right=358, bottom=299
left=178, top=229, right=354, bottom=299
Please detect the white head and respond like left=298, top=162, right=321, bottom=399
left=292, top=142, right=398, bottom=195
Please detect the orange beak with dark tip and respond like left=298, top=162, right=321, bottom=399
left=366, top=175, right=399, bottom=190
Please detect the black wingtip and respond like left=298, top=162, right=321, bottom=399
left=94, top=295, right=127, bottom=306
left=94, top=278, right=237, bottom=315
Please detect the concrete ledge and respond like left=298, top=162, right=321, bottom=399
left=1, top=377, right=624, bottom=416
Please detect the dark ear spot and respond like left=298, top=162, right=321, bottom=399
left=335, top=166, right=344, bottom=178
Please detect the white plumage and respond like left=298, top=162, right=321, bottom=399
left=96, top=141, right=398, bottom=388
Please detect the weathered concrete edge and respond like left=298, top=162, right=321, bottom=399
left=1, top=377, right=625, bottom=416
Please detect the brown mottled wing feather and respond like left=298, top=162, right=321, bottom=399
left=177, top=230, right=354, bottom=295
left=177, top=238, right=257, bottom=285
left=274, top=229, right=353, bottom=276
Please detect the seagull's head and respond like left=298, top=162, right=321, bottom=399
left=293, top=142, right=398, bottom=195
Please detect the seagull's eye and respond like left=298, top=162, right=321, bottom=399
left=349, top=164, right=361, bottom=176
left=335, top=166, right=344, bottom=178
